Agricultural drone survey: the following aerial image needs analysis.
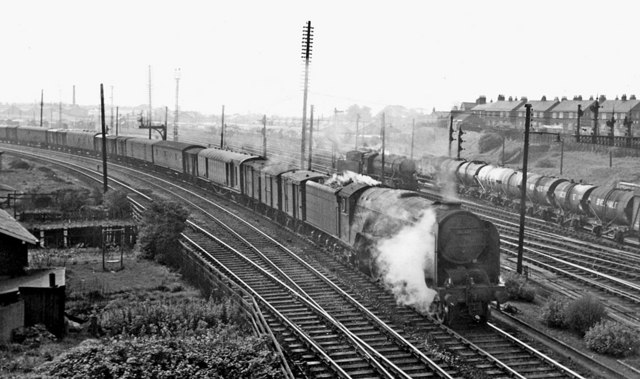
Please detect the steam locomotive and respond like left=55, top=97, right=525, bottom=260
left=0, top=125, right=504, bottom=323
left=337, top=149, right=418, bottom=190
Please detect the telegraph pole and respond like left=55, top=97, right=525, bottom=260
left=516, top=103, right=532, bottom=274
left=115, top=107, right=119, bottom=136
left=355, top=113, right=360, bottom=150
left=591, top=97, right=600, bottom=144
left=261, top=114, right=267, bottom=157
left=300, top=21, right=314, bottom=168
left=110, top=85, right=114, bottom=132
left=448, top=112, right=455, bottom=157
left=148, top=65, right=153, bottom=139
left=220, top=105, right=225, bottom=149
left=410, top=118, right=415, bottom=160
left=40, top=90, right=43, bottom=127
left=576, top=104, right=583, bottom=142
left=308, top=105, right=314, bottom=170
left=100, top=84, right=108, bottom=193
left=173, top=68, right=181, bottom=141
left=381, top=113, right=386, bottom=184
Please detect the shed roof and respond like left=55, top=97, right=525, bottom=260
left=0, top=209, right=38, bottom=244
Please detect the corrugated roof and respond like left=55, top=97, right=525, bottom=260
left=198, top=148, right=259, bottom=164
left=0, top=209, right=38, bottom=244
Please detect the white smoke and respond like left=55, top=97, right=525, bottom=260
left=374, top=208, right=438, bottom=314
left=324, top=170, right=381, bottom=188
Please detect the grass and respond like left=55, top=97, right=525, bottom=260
left=1, top=249, right=200, bottom=378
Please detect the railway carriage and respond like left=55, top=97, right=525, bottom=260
left=259, top=163, right=295, bottom=220
left=304, top=180, right=341, bottom=238
left=196, top=148, right=259, bottom=193
left=65, top=130, right=99, bottom=154
left=125, top=138, right=157, bottom=164
left=16, top=126, right=47, bottom=147
left=152, top=141, right=205, bottom=174
left=242, top=158, right=269, bottom=206
left=45, top=129, right=67, bottom=150
left=281, top=170, right=326, bottom=225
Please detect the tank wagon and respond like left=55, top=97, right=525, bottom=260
left=5, top=128, right=505, bottom=323
left=430, top=156, right=640, bottom=243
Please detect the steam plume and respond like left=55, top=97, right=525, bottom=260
left=324, top=170, right=381, bottom=188
left=374, top=209, right=438, bottom=314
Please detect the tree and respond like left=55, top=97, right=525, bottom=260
left=103, top=189, right=131, bottom=218
left=136, top=199, right=189, bottom=262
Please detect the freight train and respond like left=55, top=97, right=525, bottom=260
left=0, top=125, right=504, bottom=324
left=420, top=155, right=640, bottom=243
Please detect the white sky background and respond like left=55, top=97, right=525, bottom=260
left=2, top=0, right=639, bottom=117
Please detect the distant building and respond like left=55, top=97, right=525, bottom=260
left=469, top=95, right=525, bottom=128
left=515, top=97, right=559, bottom=129
left=547, top=98, right=596, bottom=134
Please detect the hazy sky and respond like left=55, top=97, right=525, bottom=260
left=2, top=0, right=639, bottom=117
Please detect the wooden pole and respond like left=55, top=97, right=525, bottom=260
left=517, top=104, right=532, bottom=274
left=100, top=84, right=108, bottom=193
left=308, top=105, right=314, bottom=170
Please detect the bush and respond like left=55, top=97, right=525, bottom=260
left=136, top=199, right=188, bottom=261
left=99, top=298, right=244, bottom=338
left=584, top=320, right=640, bottom=357
left=563, top=294, right=606, bottom=335
left=502, top=272, right=536, bottom=302
left=9, top=158, right=31, bottom=169
left=55, top=188, right=91, bottom=212
left=103, top=189, right=130, bottom=218
left=539, top=295, right=567, bottom=328
left=38, top=332, right=281, bottom=378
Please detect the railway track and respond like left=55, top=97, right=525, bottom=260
left=2, top=145, right=603, bottom=378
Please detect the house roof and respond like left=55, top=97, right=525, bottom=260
left=548, top=100, right=596, bottom=112
left=599, top=99, right=640, bottom=113
left=472, top=100, right=525, bottom=112
left=0, top=209, right=38, bottom=244
left=519, top=100, right=559, bottom=112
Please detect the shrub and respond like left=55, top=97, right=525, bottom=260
left=539, top=295, right=567, bottom=328
left=103, top=189, right=130, bottom=218
left=563, top=294, right=606, bottom=335
left=136, top=199, right=188, bottom=261
left=9, top=158, right=30, bottom=170
left=99, top=298, right=245, bottom=338
left=38, top=332, right=281, bottom=378
left=502, top=272, right=536, bottom=302
left=55, top=188, right=91, bottom=212
left=584, top=320, right=640, bottom=357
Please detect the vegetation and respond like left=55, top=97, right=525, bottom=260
left=136, top=199, right=189, bottom=262
left=8, top=158, right=31, bottom=170
left=502, top=272, right=536, bottom=302
left=563, top=294, right=607, bottom=335
left=584, top=320, right=640, bottom=357
left=103, top=189, right=131, bottom=218
left=538, top=295, right=567, bottom=328
left=477, top=133, right=503, bottom=153
left=535, top=158, right=555, bottom=168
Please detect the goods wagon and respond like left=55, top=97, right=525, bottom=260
left=16, top=126, right=47, bottom=146
left=125, top=138, right=157, bottom=163
left=66, top=130, right=99, bottom=152
left=197, top=148, right=259, bottom=192
left=152, top=141, right=205, bottom=174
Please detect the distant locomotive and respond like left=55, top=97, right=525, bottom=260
left=0, top=125, right=504, bottom=323
left=422, top=155, right=640, bottom=243
left=337, top=149, right=418, bottom=190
